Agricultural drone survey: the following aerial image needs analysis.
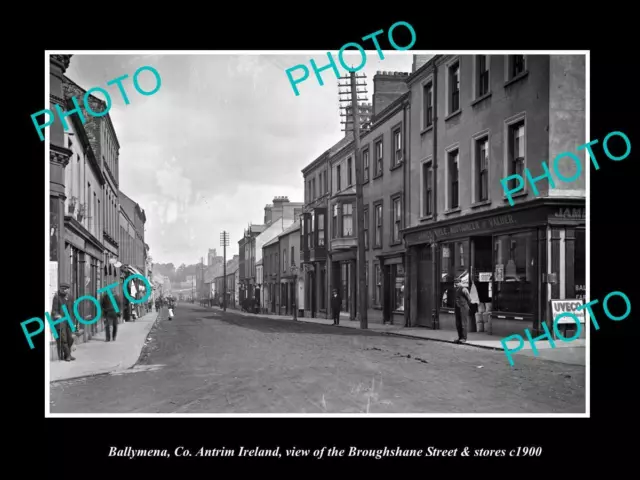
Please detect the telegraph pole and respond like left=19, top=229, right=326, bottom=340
left=338, top=70, right=369, bottom=329
left=220, top=231, right=229, bottom=311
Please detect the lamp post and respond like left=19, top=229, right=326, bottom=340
left=290, top=260, right=298, bottom=321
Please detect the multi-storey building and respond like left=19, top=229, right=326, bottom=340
left=62, top=99, right=107, bottom=342
left=300, top=149, right=331, bottom=318
left=402, top=54, right=586, bottom=338
left=277, top=221, right=302, bottom=316
left=239, top=197, right=302, bottom=308
left=262, top=236, right=281, bottom=314
left=361, top=72, right=410, bottom=325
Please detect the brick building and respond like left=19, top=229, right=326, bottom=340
left=402, top=54, right=586, bottom=339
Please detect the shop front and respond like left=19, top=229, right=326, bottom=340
left=404, top=200, right=585, bottom=338
left=329, top=248, right=357, bottom=320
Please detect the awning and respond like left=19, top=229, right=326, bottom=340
left=123, top=264, right=143, bottom=277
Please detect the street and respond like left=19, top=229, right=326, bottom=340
left=50, top=303, right=585, bottom=414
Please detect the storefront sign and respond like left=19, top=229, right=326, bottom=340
left=551, top=299, right=585, bottom=323
left=553, top=207, right=585, bottom=220
left=494, top=265, right=504, bottom=282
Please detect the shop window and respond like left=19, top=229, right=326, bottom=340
left=493, top=231, right=535, bottom=314
left=572, top=229, right=586, bottom=299
left=393, top=264, right=405, bottom=312
left=440, top=241, right=469, bottom=309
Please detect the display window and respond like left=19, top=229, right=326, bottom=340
left=392, top=264, right=405, bottom=312
left=493, top=231, right=535, bottom=314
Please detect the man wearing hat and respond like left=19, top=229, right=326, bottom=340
left=453, top=272, right=473, bottom=343
left=51, top=282, right=76, bottom=361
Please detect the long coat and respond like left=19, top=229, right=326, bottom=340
left=330, top=292, right=342, bottom=313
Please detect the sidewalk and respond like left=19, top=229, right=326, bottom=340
left=50, top=310, right=161, bottom=382
left=207, top=306, right=585, bottom=366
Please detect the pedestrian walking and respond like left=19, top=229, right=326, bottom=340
left=101, top=291, right=121, bottom=342
left=454, top=273, right=473, bottom=343
left=331, top=288, right=341, bottom=326
left=51, top=282, right=75, bottom=361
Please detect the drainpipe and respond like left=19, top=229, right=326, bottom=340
left=432, top=60, right=440, bottom=330
left=403, top=96, right=410, bottom=327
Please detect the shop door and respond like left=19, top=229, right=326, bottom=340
left=417, top=246, right=434, bottom=328
left=383, top=265, right=392, bottom=322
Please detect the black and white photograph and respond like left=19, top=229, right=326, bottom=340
left=44, top=51, right=589, bottom=416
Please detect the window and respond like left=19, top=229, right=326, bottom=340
left=477, top=55, right=489, bottom=97
left=312, top=178, right=316, bottom=200
left=347, top=157, right=353, bottom=186
left=476, top=137, right=489, bottom=201
left=363, top=148, right=370, bottom=182
left=291, top=246, right=295, bottom=267
left=283, top=249, right=287, bottom=272
left=309, top=211, right=315, bottom=249
left=493, top=232, right=535, bottom=314
left=324, top=170, right=328, bottom=193
left=423, top=82, right=433, bottom=127
left=572, top=229, right=586, bottom=300
left=374, top=264, right=382, bottom=306
left=332, top=204, right=338, bottom=238
left=393, top=128, right=402, bottom=166
left=440, top=241, right=469, bottom=309
left=510, top=55, right=525, bottom=78
left=363, top=206, right=369, bottom=249
left=317, top=213, right=325, bottom=247
left=393, top=264, right=405, bottom=311
left=449, top=149, right=459, bottom=209
left=392, top=196, right=402, bottom=243
left=336, top=165, right=341, bottom=191
left=449, top=62, right=460, bottom=113
left=375, top=139, right=383, bottom=176
left=374, top=203, right=382, bottom=248
left=422, top=161, right=433, bottom=216
left=510, top=121, right=525, bottom=177
left=342, top=203, right=353, bottom=236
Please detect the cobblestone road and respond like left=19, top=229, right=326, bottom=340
left=50, top=304, right=585, bottom=414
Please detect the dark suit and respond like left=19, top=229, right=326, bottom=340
left=51, top=293, right=74, bottom=360
left=331, top=292, right=342, bottom=324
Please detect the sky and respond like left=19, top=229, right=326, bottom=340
left=65, top=52, right=419, bottom=266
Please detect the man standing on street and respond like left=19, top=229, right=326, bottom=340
left=331, top=288, right=342, bottom=326
left=51, top=282, right=75, bottom=361
left=454, top=274, right=473, bottom=343
left=101, top=290, right=121, bottom=342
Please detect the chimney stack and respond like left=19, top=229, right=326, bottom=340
left=412, top=54, right=432, bottom=73
left=372, top=71, right=409, bottom=117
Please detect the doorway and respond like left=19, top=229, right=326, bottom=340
left=417, top=245, right=434, bottom=327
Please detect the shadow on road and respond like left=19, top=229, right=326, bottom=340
left=203, top=311, right=389, bottom=338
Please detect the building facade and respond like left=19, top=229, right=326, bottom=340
left=402, top=54, right=586, bottom=338
left=62, top=101, right=107, bottom=342
left=301, top=150, right=330, bottom=319
left=277, top=221, right=301, bottom=316
left=262, top=236, right=280, bottom=314
left=361, top=75, right=410, bottom=325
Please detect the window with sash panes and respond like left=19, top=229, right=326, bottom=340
left=510, top=122, right=525, bottom=177
left=423, top=162, right=433, bottom=216
left=374, top=203, right=382, bottom=247
left=309, top=211, right=314, bottom=249
left=342, top=203, right=353, bottom=237
left=363, top=148, right=370, bottom=182
left=347, top=157, right=353, bottom=186
left=375, top=140, right=383, bottom=176
left=392, top=196, right=402, bottom=243
left=449, top=62, right=460, bottom=113
left=317, top=213, right=325, bottom=247
left=424, top=82, right=433, bottom=127
left=476, top=137, right=489, bottom=201
left=477, top=55, right=489, bottom=97
left=449, top=150, right=459, bottom=209
left=393, top=129, right=402, bottom=166
left=332, top=204, right=338, bottom=238
left=363, top=207, right=369, bottom=249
